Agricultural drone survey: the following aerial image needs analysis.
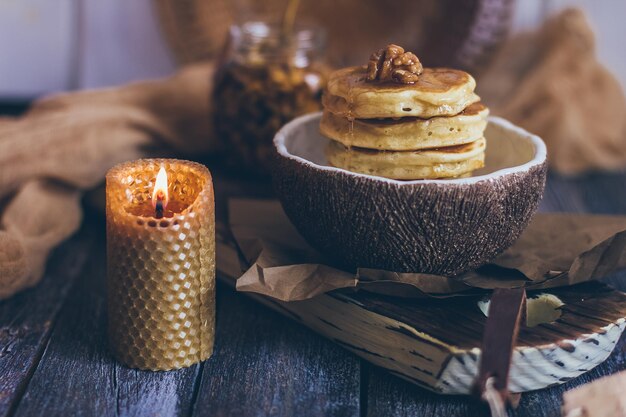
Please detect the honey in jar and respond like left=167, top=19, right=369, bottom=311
left=213, top=21, right=328, bottom=174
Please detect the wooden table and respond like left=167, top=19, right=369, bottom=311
left=1, top=104, right=626, bottom=416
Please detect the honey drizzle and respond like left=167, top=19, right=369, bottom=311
left=346, top=73, right=356, bottom=169
left=281, top=0, right=300, bottom=42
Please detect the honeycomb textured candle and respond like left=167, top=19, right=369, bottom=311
left=106, top=159, right=215, bottom=370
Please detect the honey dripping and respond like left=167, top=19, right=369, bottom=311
left=346, top=73, right=355, bottom=169
left=281, top=0, right=300, bottom=41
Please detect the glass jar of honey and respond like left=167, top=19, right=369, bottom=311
left=213, top=21, right=327, bottom=174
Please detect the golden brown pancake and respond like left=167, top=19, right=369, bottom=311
left=325, top=138, right=486, bottom=179
left=320, top=102, right=488, bottom=151
left=324, top=66, right=480, bottom=119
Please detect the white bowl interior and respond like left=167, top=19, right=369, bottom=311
left=275, top=113, right=546, bottom=184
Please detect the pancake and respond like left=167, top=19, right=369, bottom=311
left=320, top=102, right=489, bottom=151
left=324, top=66, right=480, bottom=119
left=325, top=138, right=486, bottom=179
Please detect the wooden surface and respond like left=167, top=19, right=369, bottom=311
left=1, top=111, right=626, bottom=416
left=216, top=205, right=626, bottom=395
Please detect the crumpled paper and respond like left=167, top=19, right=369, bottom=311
left=232, top=199, right=626, bottom=301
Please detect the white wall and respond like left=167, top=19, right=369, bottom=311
left=0, top=0, right=175, bottom=98
left=0, top=0, right=78, bottom=96
left=0, top=0, right=624, bottom=98
left=78, top=0, right=176, bottom=88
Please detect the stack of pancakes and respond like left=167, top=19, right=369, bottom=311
left=320, top=66, right=489, bottom=179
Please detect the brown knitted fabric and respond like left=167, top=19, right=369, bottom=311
left=0, top=63, right=216, bottom=299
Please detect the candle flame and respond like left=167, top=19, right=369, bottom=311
left=152, top=166, right=169, bottom=210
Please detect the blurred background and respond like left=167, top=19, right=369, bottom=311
left=0, top=0, right=624, bottom=99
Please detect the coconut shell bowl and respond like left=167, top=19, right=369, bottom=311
left=271, top=112, right=547, bottom=275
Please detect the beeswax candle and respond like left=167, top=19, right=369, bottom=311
left=106, top=159, right=215, bottom=370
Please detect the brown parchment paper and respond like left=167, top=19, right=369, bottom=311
left=232, top=199, right=626, bottom=301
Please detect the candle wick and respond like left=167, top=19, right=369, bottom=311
left=155, top=198, right=164, bottom=219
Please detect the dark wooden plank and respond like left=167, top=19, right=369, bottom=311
left=191, top=281, right=361, bottom=417
left=0, top=101, right=30, bottom=117
left=0, top=225, right=91, bottom=417
left=187, top=175, right=361, bottom=417
left=365, top=365, right=489, bottom=417
left=113, top=364, right=200, bottom=417
left=574, top=171, right=626, bottom=215
left=571, top=170, right=626, bottom=293
left=12, top=217, right=200, bottom=417
left=5, top=168, right=623, bottom=416
left=538, top=173, right=589, bottom=213
left=365, top=171, right=626, bottom=417
left=12, top=184, right=361, bottom=417
left=541, top=170, right=626, bottom=217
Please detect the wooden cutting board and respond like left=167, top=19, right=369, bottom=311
left=215, top=223, right=626, bottom=394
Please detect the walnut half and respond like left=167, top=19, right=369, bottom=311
left=366, top=44, right=423, bottom=84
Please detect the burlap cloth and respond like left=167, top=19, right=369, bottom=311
left=1, top=8, right=625, bottom=299
left=479, top=9, right=626, bottom=174
left=0, top=64, right=216, bottom=298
